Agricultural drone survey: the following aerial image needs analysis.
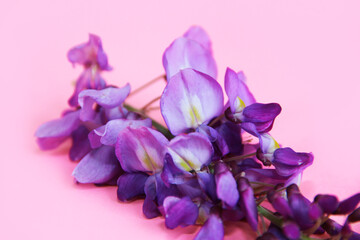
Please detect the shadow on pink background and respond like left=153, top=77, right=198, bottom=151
left=1, top=1, right=359, bottom=239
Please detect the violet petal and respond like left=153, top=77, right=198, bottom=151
left=215, top=162, right=239, bottom=207
left=167, top=132, right=213, bottom=172
left=90, top=118, right=152, bottom=147
left=116, top=126, right=168, bottom=173
left=72, top=145, right=121, bottom=184
left=194, top=214, right=224, bottom=240
left=314, top=194, right=339, bottom=214
left=35, top=110, right=80, bottom=150
left=283, top=221, right=301, bottom=240
left=335, top=193, right=360, bottom=215
left=216, top=121, right=243, bottom=155
left=273, top=148, right=314, bottom=177
left=238, top=177, right=258, bottom=231
left=117, top=173, right=148, bottom=202
left=69, top=126, right=92, bottom=161
left=143, top=175, right=161, bottom=219
left=183, top=26, right=212, bottom=52
left=67, top=34, right=111, bottom=70
left=163, top=196, right=198, bottom=229
left=160, top=68, right=223, bottom=135
left=225, top=67, right=256, bottom=113
left=163, top=28, right=217, bottom=80
left=78, top=85, right=130, bottom=122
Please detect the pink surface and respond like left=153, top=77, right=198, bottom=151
left=1, top=1, right=360, bottom=239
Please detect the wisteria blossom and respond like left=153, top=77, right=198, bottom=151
left=36, top=27, right=359, bottom=240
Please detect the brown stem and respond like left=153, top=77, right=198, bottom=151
left=129, top=74, right=166, bottom=96
left=208, top=113, right=225, bottom=127
left=223, top=152, right=257, bottom=162
left=141, top=96, right=161, bottom=112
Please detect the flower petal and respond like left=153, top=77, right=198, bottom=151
left=215, top=162, right=239, bottom=207
left=183, top=26, right=212, bottom=53
left=116, top=126, right=168, bottom=173
left=314, top=194, right=339, bottom=214
left=216, top=122, right=243, bottom=155
left=163, top=27, right=217, bottom=80
left=194, top=214, right=224, bottom=240
left=78, top=84, right=130, bottom=121
left=67, top=34, right=111, bottom=70
left=225, top=67, right=256, bottom=113
left=72, top=145, right=121, bottom=184
left=117, top=173, right=148, bottom=202
left=143, top=175, right=161, bottom=219
left=90, top=118, right=152, bottom=147
left=273, top=148, right=314, bottom=177
left=167, top=132, right=213, bottom=172
left=68, top=68, right=107, bottom=107
left=286, top=184, right=313, bottom=229
left=35, top=110, right=80, bottom=150
left=69, top=125, right=92, bottom=161
left=283, top=221, right=301, bottom=240
left=161, top=68, right=223, bottom=135
left=197, top=172, right=217, bottom=202
left=238, top=177, right=258, bottom=231
left=334, top=193, right=360, bottom=215
left=197, top=124, right=229, bottom=157
left=163, top=196, right=198, bottom=229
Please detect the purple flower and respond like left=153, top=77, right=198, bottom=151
left=67, top=34, right=112, bottom=107
left=67, top=34, right=112, bottom=71
left=117, top=172, right=148, bottom=202
left=115, top=126, right=169, bottom=173
left=272, top=147, right=314, bottom=177
left=165, top=132, right=213, bottom=172
left=35, top=110, right=80, bottom=150
left=163, top=196, right=199, bottom=229
left=314, top=194, right=339, bottom=214
left=224, top=67, right=256, bottom=114
left=72, top=145, right=121, bottom=184
left=160, top=68, right=223, bottom=135
left=88, top=118, right=152, bottom=148
left=78, top=84, right=131, bottom=122
left=163, top=26, right=217, bottom=80
left=238, top=177, right=258, bottom=231
left=194, top=214, right=224, bottom=240
left=215, top=162, right=239, bottom=207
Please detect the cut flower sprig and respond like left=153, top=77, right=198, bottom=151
left=35, top=27, right=360, bottom=240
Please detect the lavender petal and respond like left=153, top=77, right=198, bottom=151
left=163, top=196, right=198, bottom=229
left=117, top=173, right=148, bottom=202
left=35, top=110, right=80, bottom=150
left=194, top=214, right=224, bottom=240
left=160, top=68, right=223, bottom=135
left=116, top=126, right=168, bottom=173
left=72, top=145, right=121, bottom=184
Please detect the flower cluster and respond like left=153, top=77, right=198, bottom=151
left=36, top=27, right=359, bottom=240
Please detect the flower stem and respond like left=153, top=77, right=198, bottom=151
left=208, top=113, right=225, bottom=127
left=123, top=103, right=174, bottom=139
left=141, top=96, right=161, bottom=112
left=257, top=206, right=282, bottom=227
left=129, top=74, right=166, bottom=96
left=223, top=152, right=257, bottom=162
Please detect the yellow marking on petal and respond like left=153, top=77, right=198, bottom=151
left=188, top=105, right=202, bottom=127
left=141, top=151, right=154, bottom=172
left=235, top=96, right=246, bottom=112
left=179, top=160, right=192, bottom=172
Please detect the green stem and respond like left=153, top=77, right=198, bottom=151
left=123, top=103, right=174, bottom=139
left=257, top=206, right=282, bottom=227
left=300, top=234, right=323, bottom=240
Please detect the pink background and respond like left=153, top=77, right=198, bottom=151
left=1, top=0, right=360, bottom=239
